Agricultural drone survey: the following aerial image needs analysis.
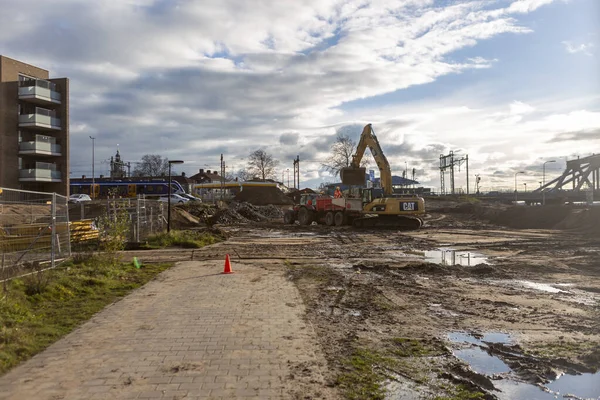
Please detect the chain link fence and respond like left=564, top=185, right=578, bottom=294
left=0, top=187, right=71, bottom=282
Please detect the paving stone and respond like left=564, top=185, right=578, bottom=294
left=0, top=260, right=334, bottom=399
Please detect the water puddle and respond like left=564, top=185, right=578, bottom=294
left=491, top=280, right=570, bottom=294
left=420, top=249, right=489, bottom=266
left=454, top=348, right=511, bottom=375
left=448, top=331, right=600, bottom=400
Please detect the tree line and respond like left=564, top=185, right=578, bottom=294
left=132, top=129, right=361, bottom=183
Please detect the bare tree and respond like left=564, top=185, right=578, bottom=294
left=132, top=154, right=170, bottom=177
left=322, top=132, right=367, bottom=177
left=234, top=169, right=253, bottom=182
left=247, top=150, right=279, bottom=181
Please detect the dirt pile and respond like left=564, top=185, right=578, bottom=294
left=441, top=202, right=599, bottom=231
left=234, top=186, right=294, bottom=205
left=488, top=205, right=571, bottom=229
left=208, top=202, right=285, bottom=225
left=554, top=207, right=600, bottom=234
left=179, top=202, right=217, bottom=223
left=170, top=208, right=201, bottom=229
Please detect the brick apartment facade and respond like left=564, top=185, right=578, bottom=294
left=0, top=55, right=69, bottom=195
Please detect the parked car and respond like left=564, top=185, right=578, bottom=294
left=179, top=193, right=202, bottom=202
left=69, top=194, right=92, bottom=203
left=157, top=194, right=189, bottom=204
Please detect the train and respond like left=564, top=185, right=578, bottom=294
left=70, top=179, right=185, bottom=199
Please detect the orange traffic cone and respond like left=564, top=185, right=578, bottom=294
left=222, top=254, right=233, bottom=274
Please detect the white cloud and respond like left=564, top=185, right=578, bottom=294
left=562, top=41, right=594, bottom=56
left=510, top=101, right=535, bottom=115
left=1, top=0, right=588, bottom=190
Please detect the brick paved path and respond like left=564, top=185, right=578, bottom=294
left=0, top=259, right=336, bottom=399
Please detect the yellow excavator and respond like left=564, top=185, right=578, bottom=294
left=340, top=124, right=425, bottom=229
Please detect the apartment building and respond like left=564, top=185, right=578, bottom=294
left=0, top=55, right=69, bottom=195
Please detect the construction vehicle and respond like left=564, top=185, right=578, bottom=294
left=284, top=193, right=363, bottom=226
left=339, top=123, right=425, bottom=229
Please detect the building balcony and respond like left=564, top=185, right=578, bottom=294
left=18, top=107, right=61, bottom=131
left=19, top=140, right=62, bottom=156
left=19, top=163, right=62, bottom=182
left=19, top=79, right=61, bottom=105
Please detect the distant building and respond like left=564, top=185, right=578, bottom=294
left=0, top=55, right=69, bottom=195
left=110, top=149, right=127, bottom=179
left=323, top=175, right=427, bottom=196
left=189, top=168, right=227, bottom=184
left=171, top=172, right=195, bottom=194
left=373, top=176, right=418, bottom=188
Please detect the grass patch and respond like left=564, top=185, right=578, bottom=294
left=144, top=230, right=222, bottom=249
left=0, top=256, right=171, bottom=374
left=336, top=348, right=400, bottom=400
left=433, top=384, right=485, bottom=400
left=390, top=337, right=445, bottom=357
left=526, top=339, right=600, bottom=359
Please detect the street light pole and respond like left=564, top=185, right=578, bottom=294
left=89, top=136, right=95, bottom=199
left=542, top=160, right=556, bottom=206
left=514, top=171, right=525, bottom=202
left=167, top=160, right=184, bottom=233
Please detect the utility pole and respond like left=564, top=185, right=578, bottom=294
left=514, top=171, right=525, bottom=202
left=293, top=156, right=300, bottom=189
left=466, top=155, right=469, bottom=195
left=220, top=154, right=225, bottom=201
left=89, top=136, right=95, bottom=198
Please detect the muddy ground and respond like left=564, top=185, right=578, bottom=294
left=137, top=200, right=600, bottom=399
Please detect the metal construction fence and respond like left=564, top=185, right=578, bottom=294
left=0, top=187, right=71, bottom=281
left=69, top=197, right=167, bottom=243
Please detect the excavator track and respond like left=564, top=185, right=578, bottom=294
left=352, top=215, right=423, bottom=230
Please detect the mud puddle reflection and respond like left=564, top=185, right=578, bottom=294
left=423, top=249, right=489, bottom=266
left=448, top=332, right=600, bottom=400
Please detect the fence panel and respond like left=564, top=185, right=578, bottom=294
left=0, top=187, right=70, bottom=280
left=69, top=197, right=166, bottom=243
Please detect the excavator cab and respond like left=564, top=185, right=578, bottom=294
left=360, top=188, right=373, bottom=205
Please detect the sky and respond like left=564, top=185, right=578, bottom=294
left=1, top=0, right=598, bottom=191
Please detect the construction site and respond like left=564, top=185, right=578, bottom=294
left=1, top=122, right=600, bottom=399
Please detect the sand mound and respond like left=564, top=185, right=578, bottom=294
left=234, top=187, right=294, bottom=205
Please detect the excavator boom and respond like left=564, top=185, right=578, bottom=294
left=340, top=124, right=393, bottom=195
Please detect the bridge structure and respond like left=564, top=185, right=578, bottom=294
left=430, top=155, right=600, bottom=204
left=472, top=155, right=600, bottom=204
left=533, top=154, right=600, bottom=193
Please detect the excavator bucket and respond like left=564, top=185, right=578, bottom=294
left=340, top=167, right=366, bottom=186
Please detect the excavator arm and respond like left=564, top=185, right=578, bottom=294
left=341, top=124, right=394, bottom=195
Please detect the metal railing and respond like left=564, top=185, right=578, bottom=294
left=19, top=78, right=57, bottom=91
left=0, top=187, right=71, bottom=281
left=19, top=141, right=61, bottom=155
